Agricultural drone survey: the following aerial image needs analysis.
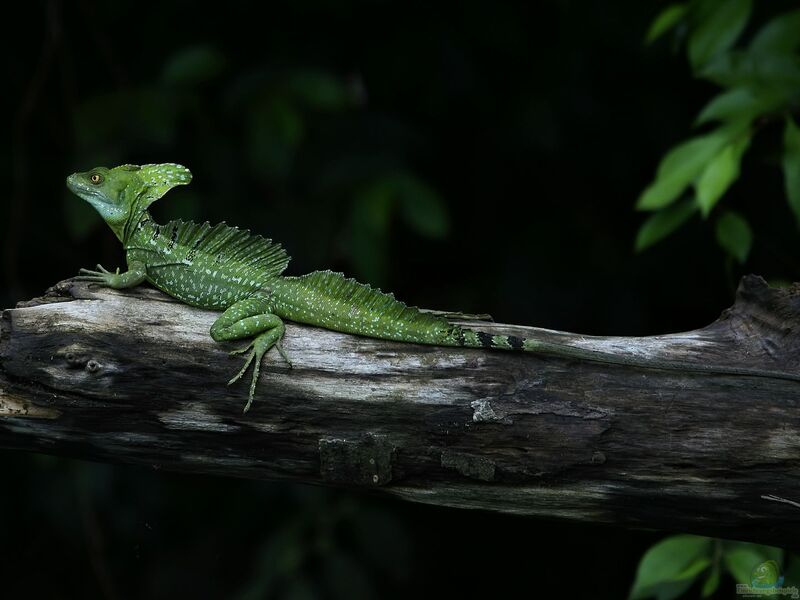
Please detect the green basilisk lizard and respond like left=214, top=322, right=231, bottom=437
left=69, top=163, right=798, bottom=412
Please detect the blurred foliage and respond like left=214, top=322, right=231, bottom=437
left=63, top=41, right=448, bottom=288
left=0, top=451, right=650, bottom=599
left=636, top=1, right=800, bottom=265
left=235, top=489, right=411, bottom=599
left=1, top=454, right=412, bottom=599
left=630, top=534, right=799, bottom=600
left=6, top=1, right=800, bottom=598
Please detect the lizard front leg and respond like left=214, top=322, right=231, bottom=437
left=210, top=291, right=291, bottom=413
left=75, top=260, right=147, bottom=289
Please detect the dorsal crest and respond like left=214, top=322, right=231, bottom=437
left=121, top=163, right=193, bottom=243
left=296, top=270, right=450, bottom=330
left=165, top=219, right=290, bottom=277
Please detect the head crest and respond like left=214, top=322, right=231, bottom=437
left=136, top=163, right=193, bottom=206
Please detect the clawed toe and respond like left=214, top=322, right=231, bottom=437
left=275, top=342, right=293, bottom=368
left=227, top=349, right=256, bottom=385
left=229, top=343, right=253, bottom=356
left=77, top=267, right=110, bottom=286
left=214, top=316, right=289, bottom=412
left=74, top=274, right=106, bottom=288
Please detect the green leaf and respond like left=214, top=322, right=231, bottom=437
left=701, top=564, right=720, bottom=598
left=715, top=210, right=752, bottom=263
left=161, top=45, right=226, bottom=86
left=722, top=542, right=783, bottom=584
left=646, top=4, right=687, bottom=44
left=699, top=51, right=800, bottom=89
left=354, top=181, right=396, bottom=233
left=695, top=132, right=750, bottom=216
left=395, top=176, right=449, bottom=238
left=347, top=174, right=448, bottom=282
left=695, top=87, right=784, bottom=126
left=349, top=182, right=395, bottom=285
left=688, top=0, right=752, bottom=70
left=783, top=117, right=800, bottom=225
left=635, top=199, right=696, bottom=252
left=286, top=71, right=352, bottom=111
left=629, top=535, right=712, bottom=600
left=750, top=10, right=800, bottom=55
left=676, top=557, right=712, bottom=580
left=247, top=98, right=304, bottom=180
left=638, top=130, right=732, bottom=210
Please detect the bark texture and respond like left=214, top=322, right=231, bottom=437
left=1, top=276, right=798, bottom=547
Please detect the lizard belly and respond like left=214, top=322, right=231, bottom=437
left=145, top=263, right=263, bottom=310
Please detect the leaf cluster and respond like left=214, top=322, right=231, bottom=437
left=629, top=535, right=798, bottom=599
left=637, top=2, right=800, bottom=264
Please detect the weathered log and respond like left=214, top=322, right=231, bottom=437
left=1, top=276, right=798, bottom=547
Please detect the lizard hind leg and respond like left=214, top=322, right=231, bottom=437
left=210, top=293, right=290, bottom=413
left=227, top=325, right=286, bottom=412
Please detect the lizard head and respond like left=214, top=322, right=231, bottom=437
left=67, top=163, right=192, bottom=240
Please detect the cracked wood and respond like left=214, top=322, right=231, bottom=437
left=0, top=275, right=798, bottom=547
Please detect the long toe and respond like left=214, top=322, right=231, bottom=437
left=229, top=342, right=254, bottom=356
left=228, top=349, right=256, bottom=384
left=275, top=343, right=292, bottom=368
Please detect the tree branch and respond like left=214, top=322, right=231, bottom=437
left=1, top=276, right=798, bottom=547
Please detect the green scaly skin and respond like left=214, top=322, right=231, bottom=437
left=68, top=163, right=800, bottom=412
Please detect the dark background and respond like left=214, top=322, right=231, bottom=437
left=4, top=1, right=799, bottom=598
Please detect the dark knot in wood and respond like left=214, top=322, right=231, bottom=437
left=319, top=434, right=395, bottom=486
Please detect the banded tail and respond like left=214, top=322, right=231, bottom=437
left=272, top=270, right=799, bottom=384
left=460, top=329, right=528, bottom=351
left=455, top=326, right=800, bottom=383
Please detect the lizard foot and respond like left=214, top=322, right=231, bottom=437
left=226, top=325, right=288, bottom=413
left=75, top=264, right=120, bottom=286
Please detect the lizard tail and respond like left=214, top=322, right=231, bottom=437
left=459, top=328, right=642, bottom=363
left=456, top=327, right=800, bottom=383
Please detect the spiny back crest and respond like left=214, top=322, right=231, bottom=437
left=297, top=270, right=453, bottom=331
left=165, top=219, right=290, bottom=277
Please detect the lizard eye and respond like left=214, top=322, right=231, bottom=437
left=90, top=173, right=103, bottom=184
